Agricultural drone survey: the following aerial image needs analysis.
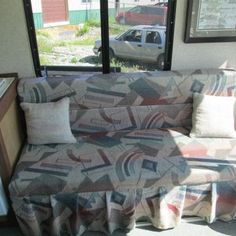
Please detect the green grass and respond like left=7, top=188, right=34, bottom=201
left=109, top=23, right=129, bottom=35
left=36, top=22, right=155, bottom=72
left=76, top=20, right=100, bottom=37
left=37, top=35, right=54, bottom=53
left=108, top=16, right=116, bottom=24
left=76, top=24, right=89, bottom=37
left=85, top=19, right=100, bottom=27
left=108, top=16, right=129, bottom=35
left=111, top=58, right=157, bottom=72
left=57, top=41, right=67, bottom=46
left=56, top=38, right=95, bottom=46
left=70, top=57, right=78, bottom=64
left=110, top=58, right=139, bottom=72
left=36, top=30, right=50, bottom=38
left=69, top=38, right=95, bottom=46
left=39, top=55, right=52, bottom=65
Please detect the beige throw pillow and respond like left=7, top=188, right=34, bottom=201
left=21, top=97, right=76, bottom=145
left=190, top=93, right=236, bottom=138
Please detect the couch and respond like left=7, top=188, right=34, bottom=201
left=9, top=69, right=236, bottom=236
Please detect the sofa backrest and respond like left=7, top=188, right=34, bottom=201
left=17, top=69, right=236, bottom=135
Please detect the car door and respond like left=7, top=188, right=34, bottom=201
left=140, top=30, right=165, bottom=62
left=113, top=29, right=143, bottom=60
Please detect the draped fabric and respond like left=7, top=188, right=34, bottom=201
left=11, top=182, right=236, bottom=236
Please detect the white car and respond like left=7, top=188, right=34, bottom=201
left=93, top=25, right=166, bottom=69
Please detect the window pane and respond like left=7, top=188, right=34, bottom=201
left=108, top=0, right=168, bottom=72
left=31, top=0, right=101, bottom=67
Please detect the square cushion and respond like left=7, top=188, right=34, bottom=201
left=190, top=93, right=236, bottom=138
left=21, top=97, right=76, bottom=145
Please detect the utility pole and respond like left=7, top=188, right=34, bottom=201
left=115, top=0, right=120, bottom=17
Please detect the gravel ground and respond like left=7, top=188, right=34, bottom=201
left=39, top=26, right=101, bottom=66
left=49, top=45, right=98, bottom=65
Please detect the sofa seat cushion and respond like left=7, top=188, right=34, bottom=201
left=9, top=127, right=236, bottom=197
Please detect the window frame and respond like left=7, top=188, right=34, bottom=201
left=23, top=0, right=176, bottom=76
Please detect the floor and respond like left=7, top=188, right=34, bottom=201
left=0, top=220, right=236, bottom=236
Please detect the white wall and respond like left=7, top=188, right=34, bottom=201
left=31, top=0, right=42, bottom=13
left=0, top=0, right=35, bottom=78
left=171, top=0, right=236, bottom=70
left=68, top=0, right=100, bottom=11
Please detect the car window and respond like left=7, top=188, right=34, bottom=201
left=128, top=6, right=141, bottom=13
left=145, top=31, right=162, bottom=44
left=123, top=30, right=142, bottom=43
left=147, top=7, right=165, bottom=15
left=140, top=7, right=147, bottom=14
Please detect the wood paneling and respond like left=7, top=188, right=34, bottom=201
left=0, top=75, right=25, bottom=189
left=0, top=79, right=17, bottom=121
left=0, top=74, right=24, bottom=226
left=0, top=101, right=24, bottom=169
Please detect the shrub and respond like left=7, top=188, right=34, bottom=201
left=76, top=24, right=89, bottom=37
left=70, top=57, right=78, bottom=64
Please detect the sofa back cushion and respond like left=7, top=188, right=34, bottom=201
left=17, top=69, right=236, bottom=134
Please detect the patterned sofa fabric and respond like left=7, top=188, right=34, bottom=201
left=10, top=69, right=236, bottom=235
left=9, top=127, right=236, bottom=197
left=18, top=69, right=236, bottom=107
left=17, top=69, right=236, bottom=134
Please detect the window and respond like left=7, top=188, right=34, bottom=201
left=23, top=0, right=176, bottom=75
left=123, top=30, right=142, bottom=42
left=128, top=6, right=142, bottom=13
left=109, top=1, right=170, bottom=71
left=146, top=31, right=162, bottom=44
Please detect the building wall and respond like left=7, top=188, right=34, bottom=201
left=171, top=0, right=236, bottom=70
left=31, top=0, right=43, bottom=29
left=31, top=0, right=42, bottom=13
left=68, top=0, right=164, bottom=11
left=68, top=0, right=100, bottom=11
left=33, top=0, right=167, bottom=28
left=0, top=0, right=35, bottom=78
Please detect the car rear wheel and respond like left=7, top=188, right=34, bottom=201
left=157, top=54, right=165, bottom=70
left=98, top=48, right=115, bottom=62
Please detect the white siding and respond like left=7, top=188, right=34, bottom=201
left=68, top=0, right=167, bottom=11
left=31, top=0, right=42, bottom=13
left=68, top=0, right=100, bottom=11
left=171, top=0, right=236, bottom=70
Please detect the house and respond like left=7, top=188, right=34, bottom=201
left=31, top=0, right=167, bottom=29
